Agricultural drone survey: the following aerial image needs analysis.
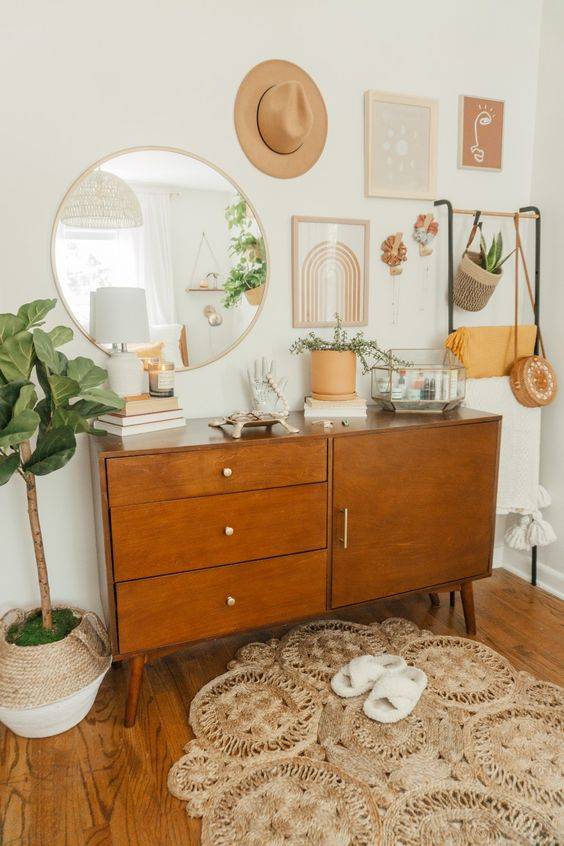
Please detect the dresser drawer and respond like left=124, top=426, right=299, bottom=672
left=106, top=439, right=327, bottom=507
left=116, top=550, right=327, bottom=653
left=111, top=483, right=327, bottom=581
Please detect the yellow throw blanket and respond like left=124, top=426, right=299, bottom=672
left=445, top=326, right=537, bottom=378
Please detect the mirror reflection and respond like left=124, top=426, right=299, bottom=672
left=52, top=148, right=267, bottom=369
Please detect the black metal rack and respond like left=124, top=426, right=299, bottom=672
left=434, top=199, right=542, bottom=586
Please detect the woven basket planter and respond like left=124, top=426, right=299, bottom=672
left=244, top=285, right=265, bottom=306
left=0, top=607, right=111, bottom=737
left=453, top=251, right=502, bottom=312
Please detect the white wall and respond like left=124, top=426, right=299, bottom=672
left=0, top=0, right=543, bottom=616
left=529, top=0, right=564, bottom=587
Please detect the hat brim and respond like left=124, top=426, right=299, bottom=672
left=234, top=60, right=328, bottom=179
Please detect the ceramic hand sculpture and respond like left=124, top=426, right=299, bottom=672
left=247, top=357, right=289, bottom=416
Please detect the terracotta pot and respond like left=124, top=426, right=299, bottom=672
left=310, top=350, right=357, bottom=401
left=244, top=285, right=264, bottom=306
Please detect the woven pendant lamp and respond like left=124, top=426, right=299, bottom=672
left=61, top=169, right=143, bottom=229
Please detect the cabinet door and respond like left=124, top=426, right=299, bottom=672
left=331, top=422, right=499, bottom=607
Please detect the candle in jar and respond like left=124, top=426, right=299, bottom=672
left=148, top=360, right=175, bottom=397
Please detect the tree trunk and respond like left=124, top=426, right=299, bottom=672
left=20, top=440, right=53, bottom=631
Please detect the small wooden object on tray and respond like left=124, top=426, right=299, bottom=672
left=209, top=411, right=299, bottom=440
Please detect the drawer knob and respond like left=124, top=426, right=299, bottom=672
left=226, top=595, right=236, bottom=607
left=224, top=526, right=234, bottom=536
left=222, top=467, right=233, bottom=478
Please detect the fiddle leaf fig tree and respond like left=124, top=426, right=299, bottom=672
left=0, top=299, right=124, bottom=638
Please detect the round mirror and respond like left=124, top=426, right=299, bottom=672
left=51, top=147, right=268, bottom=370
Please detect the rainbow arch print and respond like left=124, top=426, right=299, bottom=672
left=297, top=240, right=366, bottom=326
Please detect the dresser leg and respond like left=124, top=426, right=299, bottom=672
left=450, top=591, right=456, bottom=607
left=460, top=582, right=476, bottom=636
left=125, top=654, right=146, bottom=727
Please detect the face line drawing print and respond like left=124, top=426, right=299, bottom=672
left=470, top=103, right=496, bottom=163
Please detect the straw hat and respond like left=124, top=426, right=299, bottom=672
left=234, top=60, right=327, bottom=179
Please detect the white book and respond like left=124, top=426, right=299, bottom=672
left=94, top=417, right=186, bottom=437
left=98, top=409, right=184, bottom=427
left=304, top=405, right=367, bottom=418
left=113, top=395, right=180, bottom=416
left=305, top=396, right=366, bottom=408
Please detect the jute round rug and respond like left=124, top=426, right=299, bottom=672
left=168, top=618, right=563, bottom=845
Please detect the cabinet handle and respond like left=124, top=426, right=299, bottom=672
left=222, top=467, right=233, bottom=478
left=226, top=595, right=236, bottom=607
left=339, top=507, right=349, bottom=549
left=224, top=526, right=234, bottom=536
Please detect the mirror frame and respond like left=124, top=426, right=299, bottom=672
left=50, top=145, right=270, bottom=371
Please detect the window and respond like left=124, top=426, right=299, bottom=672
left=55, top=225, right=138, bottom=331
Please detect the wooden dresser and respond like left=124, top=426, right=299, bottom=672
left=91, top=408, right=501, bottom=725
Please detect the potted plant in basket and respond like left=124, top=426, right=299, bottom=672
left=0, top=298, right=124, bottom=737
left=290, top=315, right=406, bottom=400
left=222, top=194, right=266, bottom=308
left=454, top=225, right=516, bottom=312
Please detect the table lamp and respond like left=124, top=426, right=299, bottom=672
left=90, top=287, right=150, bottom=397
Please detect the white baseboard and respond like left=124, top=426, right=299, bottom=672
left=493, top=544, right=505, bottom=568
left=494, top=547, right=564, bottom=599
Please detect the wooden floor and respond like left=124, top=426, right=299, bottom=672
left=1, top=569, right=563, bottom=846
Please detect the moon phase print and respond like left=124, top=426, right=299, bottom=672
left=364, top=91, right=438, bottom=199
left=459, top=95, right=505, bottom=171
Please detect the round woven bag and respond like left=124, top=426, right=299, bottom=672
left=453, top=250, right=502, bottom=312
left=0, top=607, right=111, bottom=709
left=510, top=355, right=558, bottom=407
left=509, top=214, right=557, bottom=408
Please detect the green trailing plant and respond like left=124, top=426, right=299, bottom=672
left=289, top=315, right=409, bottom=374
left=225, top=196, right=249, bottom=230
left=478, top=225, right=515, bottom=274
left=222, top=194, right=266, bottom=309
left=0, top=298, right=124, bottom=641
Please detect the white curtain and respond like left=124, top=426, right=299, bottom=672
left=131, top=191, right=175, bottom=326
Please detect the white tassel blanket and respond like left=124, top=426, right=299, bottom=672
left=464, top=376, right=555, bottom=550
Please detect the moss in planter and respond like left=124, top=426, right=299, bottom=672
left=6, top=608, right=79, bottom=646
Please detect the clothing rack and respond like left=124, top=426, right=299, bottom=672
left=434, top=199, right=542, bottom=586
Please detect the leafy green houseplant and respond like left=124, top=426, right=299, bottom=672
left=478, top=226, right=515, bottom=274
left=0, top=298, right=123, bottom=643
left=290, top=316, right=406, bottom=400
left=222, top=194, right=266, bottom=309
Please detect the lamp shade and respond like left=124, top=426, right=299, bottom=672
left=61, top=170, right=143, bottom=229
left=90, top=287, right=150, bottom=345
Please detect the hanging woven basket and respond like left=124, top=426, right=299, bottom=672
left=245, top=285, right=265, bottom=306
left=453, top=251, right=503, bottom=311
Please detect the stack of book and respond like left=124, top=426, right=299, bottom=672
left=95, top=395, right=186, bottom=437
left=304, top=395, right=367, bottom=419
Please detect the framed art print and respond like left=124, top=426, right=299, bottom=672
left=292, top=216, right=370, bottom=328
left=364, top=91, right=438, bottom=199
left=458, top=95, right=504, bottom=171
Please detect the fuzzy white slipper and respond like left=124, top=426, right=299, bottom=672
left=331, top=653, right=407, bottom=698
left=363, top=667, right=428, bottom=723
